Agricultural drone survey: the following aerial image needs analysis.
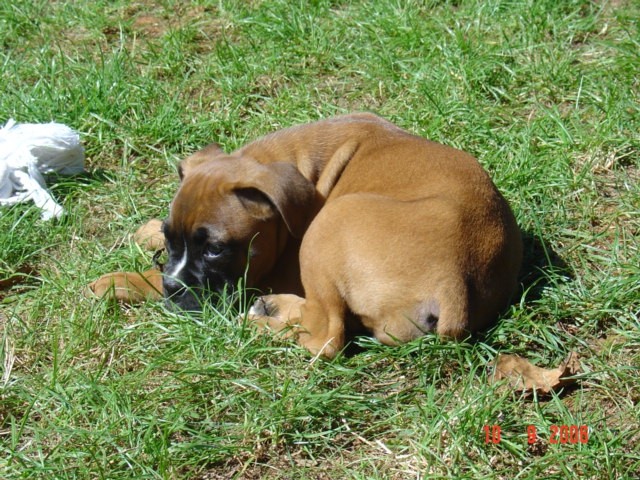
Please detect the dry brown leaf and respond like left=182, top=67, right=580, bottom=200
left=490, top=353, right=580, bottom=394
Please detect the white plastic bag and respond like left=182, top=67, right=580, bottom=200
left=0, top=119, right=85, bottom=220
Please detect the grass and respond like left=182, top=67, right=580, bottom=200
left=1, top=0, right=638, bottom=478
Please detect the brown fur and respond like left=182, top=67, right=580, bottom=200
left=87, top=113, right=522, bottom=358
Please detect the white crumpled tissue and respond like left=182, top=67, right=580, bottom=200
left=0, top=118, right=85, bottom=220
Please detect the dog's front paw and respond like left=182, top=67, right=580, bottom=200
left=85, top=270, right=163, bottom=303
left=133, top=219, right=165, bottom=251
left=85, top=273, right=132, bottom=301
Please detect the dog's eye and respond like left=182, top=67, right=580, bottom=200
left=203, top=243, right=226, bottom=259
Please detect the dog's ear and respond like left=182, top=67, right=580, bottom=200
left=178, top=143, right=225, bottom=180
left=232, top=162, right=317, bottom=239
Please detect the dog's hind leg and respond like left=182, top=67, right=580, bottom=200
left=367, top=285, right=470, bottom=346
left=295, top=290, right=347, bottom=359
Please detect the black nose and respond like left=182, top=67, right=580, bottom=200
left=162, top=276, right=186, bottom=299
left=162, top=277, right=204, bottom=312
left=162, top=276, right=192, bottom=301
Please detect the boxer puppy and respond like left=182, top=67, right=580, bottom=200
left=88, top=113, right=522, bottom=358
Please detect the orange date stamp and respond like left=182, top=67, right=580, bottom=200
left=483, top=425, right=589, bottom=444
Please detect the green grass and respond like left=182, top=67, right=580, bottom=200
left=1, top=0, right=639, bottom=478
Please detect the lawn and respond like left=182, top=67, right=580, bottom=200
left=1, top=0, right=639, bottom=478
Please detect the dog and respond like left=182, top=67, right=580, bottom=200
left=87, top=113, right=522, bottom=358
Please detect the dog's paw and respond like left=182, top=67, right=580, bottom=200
left=242, top=294, right=305, bottom=331
left=85, top=273, right=131, bottom=301
left=237, top=296, right=276, bottom=326
left=248, top=296, right=278, bottom=317
left=133, top=219, right=165, bottom=251
left=85, top=270, right=163, bottom=303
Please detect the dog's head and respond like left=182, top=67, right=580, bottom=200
left=162, top=144, right=316, bottom=310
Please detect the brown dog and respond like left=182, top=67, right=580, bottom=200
left=88, top=113, right=522, bottom=358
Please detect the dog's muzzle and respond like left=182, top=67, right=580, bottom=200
left=162, top=276, right=207, bottom=312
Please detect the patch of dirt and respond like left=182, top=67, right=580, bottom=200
left=569, top=145, right=639, bottom=264
left=603, top=0, right=630, bottom=12
left=132, top=15, right=166, bottom=38
left=124, top=3, right=233, bottom=46
left=59, top=2, right=235, bottom=60
left=194, top=439, right=420, bottom=480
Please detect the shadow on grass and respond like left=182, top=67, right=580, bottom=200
left=0, top=169, right=115, bottom=294
left=48, top=168, right=114, bottom=199
left=517, top=229, right=572, bottom=304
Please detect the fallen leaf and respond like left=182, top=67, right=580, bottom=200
left=490, top=353, right=580, bottom=394
left=0, top=265, right=35, bottom=290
